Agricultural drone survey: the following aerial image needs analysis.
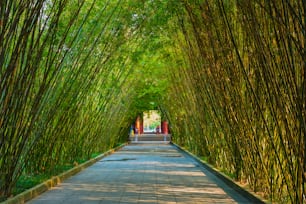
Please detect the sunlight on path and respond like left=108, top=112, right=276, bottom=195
left=27, top=144, right=251, bottom=204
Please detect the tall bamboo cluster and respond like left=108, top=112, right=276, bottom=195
left=0, top=0, right=147, bottom=199
left=163, top=0, right=305, bottom=203
left=1, top=0, right=304, bottom=202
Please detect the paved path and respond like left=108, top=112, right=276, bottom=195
left=28, top=143, right=252, bottom=204
left=129, top=134, right=171, bottom=142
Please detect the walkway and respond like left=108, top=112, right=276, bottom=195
left=28, top=143, right=253, bottom=204
left=129, top=134, right=171, bottom=143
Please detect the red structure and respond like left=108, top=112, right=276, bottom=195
left=135, top=116, right=144, bottom=134
left=161, top=121, right=169, bottom=134
left=134, top=114, right=169, bottom=135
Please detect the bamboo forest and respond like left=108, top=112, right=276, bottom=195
left=0, top=0, right=305, bottom=203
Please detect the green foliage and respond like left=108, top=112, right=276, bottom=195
left=0, top=0, right=304, bottom=203
left=13, top=174, right=51, bottom=196
left=0, top=0, right=174, bottom=199
left=162, top=0, right=305, bottom=203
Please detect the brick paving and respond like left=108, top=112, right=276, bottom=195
left=27, top=143, right=252, bottom=204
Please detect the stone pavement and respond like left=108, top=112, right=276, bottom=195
left=28, top=143, right=252, bottom=204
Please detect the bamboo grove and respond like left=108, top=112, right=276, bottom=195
left=163, top=0, right=305, bottom=203
left=0, top=0, right=305, bottom=203
left=0, top=0, right=165, bottom=199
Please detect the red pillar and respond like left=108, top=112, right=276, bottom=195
left=161, top=121, right=168, bottom=134
left=136, top=115, right=144, bottom=134
left=140, top=117, right=144, bottom=134
left=135, top=116, right=140, bottom=134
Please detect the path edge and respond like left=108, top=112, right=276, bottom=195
left=2, top=143, right=128, bottom=204
left=171, top=142, right=270, bottom=204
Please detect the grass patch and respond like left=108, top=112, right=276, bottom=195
left=90, top=152, right=101, bottom=158
left=11, top=144, right=126, bottom=198
left=220, top=169, right=236, bottom=180
left=11, top=152, right=102, bottom=197
left=13, top=174, right=50, bottom=195
left=197, top=155, right=236, bottom=179
left=12, top=163, right=74, bottom=196
left=199, top=156, right=208, bottom=162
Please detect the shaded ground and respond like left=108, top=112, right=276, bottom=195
left=27, top=143, right=252, bottom=204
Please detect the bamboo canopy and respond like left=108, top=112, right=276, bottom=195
left=0, top=0, right=305, bottom=203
